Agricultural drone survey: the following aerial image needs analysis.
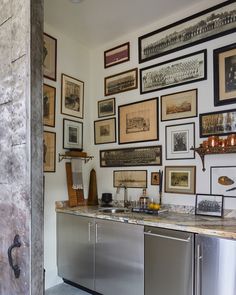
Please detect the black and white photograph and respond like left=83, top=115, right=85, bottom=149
left=43, top=33, right=57, bottom=81
left=211, top=166, right=236, bottom=198
left=94, top=118, right=116, bottom=144
left=113, top=170, right=147, bottom=188
left=140, top=50, right=207, bottom=94
left=98, top=97, right=116, bottom=118
left=195, top=194, right=223, bottom=217
left=43, top=84, right=56, bottom=127
left=43, top=131, right=56, bottom=173
left=63, top=119, right=83, bottom=150
left=138, top=0, right=236, bottom=63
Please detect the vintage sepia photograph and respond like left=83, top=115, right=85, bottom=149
left=104, top=68, right=138, bottom=96
left=140, top=50, right=207, bottom=94
left=43, top=131, right=56, bottom=173
left=98, top=97, right=116, bottom=118
left=211, top=166, right=236, bottom=198
left=104, top=42, right=130, bottom=68
left=195, top=194, right=223, bottom=217
left=43, top=33, right=57, bottom=81
left=138, top=1, right=236, bottom=63
left=94, top=118, right=116, bottom=144
left=63, top=119, right=83, bottom=150
left=43, top=84, right=56, bottom=127
left=113, top=170, right=147, bottom=188
left=151, top=172, right=160, bottom=185
left=61, top=73, right=84, bottom=119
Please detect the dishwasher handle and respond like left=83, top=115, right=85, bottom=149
left=144, top=231, right=191, bottom=243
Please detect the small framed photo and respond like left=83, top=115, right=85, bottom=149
left=94, top=118, right=116, bottom=145
left=43, top=33, right=57, bottom=81
left=63, top=119, right=83, bottom=150
left=104, top=42, right=130, bottom=68
left=61, top=73, right=84, bottom=119
left=165, top=123, right=195, bottom=160
left=104, top=68, right=138, bottom=96
left=98, top=97, right=116, bottom=118
left=214, top=43, right=236, bottom=106
left=165, top=166, right=196, bottom=195
left=161, top=89, right=198, bottom=122
left=195, top=194, right=223, bottom=217
left=43, top=131, right=56, bottom=173
left=43, top=84, right=56, bottom=127
left=151, top=172, right=160, bottom=185
left=113, top=170, right=147, bottom=188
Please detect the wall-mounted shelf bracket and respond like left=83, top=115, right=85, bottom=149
left=58, top=152, right=93, bottom=163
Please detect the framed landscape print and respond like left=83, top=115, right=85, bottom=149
left=165, top=123, right=195, bottom=160
left=61, top=73, right=84, bottom=119
left=199, top=109, right=236, bottom=138
left=138, top=1, right=236, bottom=63
left=98, top=97, right=116, bottom=118
left=195, top=194, right=223, bottom=217
left=104, top=42, right=130, bottom=68
left=43, top=33, right=57, bottom=81
left=43, top=84, right=56, bottom=127
left=104, top=68, right=138, bottom=96
left=161, top=89, right=198, bottom=121
left=151, top=172, right=160, bottom=185
left=43, top=131, right=56, bottom=173
left=113, top=170, right=147, bottom=188
left=214, top=43, right=236, bottom=106
left=118, top=98, right=159, bottom=144
left=140, top=50, right=207, bottom=94
left=165, top=166, right=196, bottom=194
left=63, top=119, right=83, bottom=150
left=94, top=118, right=116, bottom=145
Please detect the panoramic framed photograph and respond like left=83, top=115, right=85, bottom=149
left=118, top=97, right=159, bottom=144
left=140, top=50, right=207, bottom=94
left=43, top=131, right=56, bottom=173
left=63, top=119, right=83, bottom=150
left=98, top=97, right=116, bottom=118
left=43, top=84, right=56, bottom=127
left=151, top=172, right=160, bottom=185
left=104, top=68, right=138, bottom=96
left=165, top=166, right=196, bottom=195
left=113, top=170, right=147, bottom=188
left=199, top=109, right=236, bottom=138
left=165, top=123, right=195, bottom=160
left=94, top=118, right=116, bottom=145
left=195, top=194, right=223, bottom=217
left=104, top=42, right=130, bottom=68
left=138, top=1, right=236, bottom=63
left=210, top=166, right=236, bottom=198
left=214, top=43, right=236, bottom=106
left=61, top=73, right=84, bottom=119
left=161, top=89, right=198, bottom=122
left=43, top=33, right=57, bottom=81
left=100, top=145, right=162, bottom=167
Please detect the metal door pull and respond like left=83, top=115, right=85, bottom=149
left=8, top=234, right=21, bottom=278
left=144, top=231, right=191, bottom=242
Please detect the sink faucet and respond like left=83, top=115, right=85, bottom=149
left=116, top=183, right=129, bottom=207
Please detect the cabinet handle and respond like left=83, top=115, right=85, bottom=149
left=8, top=235, right=21, bottom=279
left=95, top=223, right=98, bottom=243
left=88, top=222, right=91, bottom=242
left=196, top=244, right=203, bottom=295
left=144, top=231, right=191, bottom=243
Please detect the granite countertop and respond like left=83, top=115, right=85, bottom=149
left=56, top=204, right=236, bottom=240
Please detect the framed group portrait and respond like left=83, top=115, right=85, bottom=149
left=104, top=42, right=130, bottom=68
left=94, top=118, right=116, bottom=145
left=113, top=170, right=147, bottom=188
left=98, top=97, right=116, bottom=118
left=195, top=194, right=223, bottom=217
left=43, top=84, right=56, bottom=127
left=43, top=131, right=56, bottom=173
left=63, top=119, right=83, bottom=151
left=43, top=33, right=57, bottom=81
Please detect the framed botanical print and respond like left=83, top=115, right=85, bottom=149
left=104, top=42, right=130, bottom=68
left=94, top=118, right=116, bottom=144
left=43, top=84, right=56, bottom=127
left=98, top=97, right=116, bottom=118
left=195, top=194, right=223, bottom=217
left=43, top=131, right=56, bottom=173
left=43, top=33, right=57, bottom=81
left=63, top=119, right=83, bottom=150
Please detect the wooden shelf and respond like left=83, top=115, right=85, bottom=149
left=58, top=151, right=93, bottom=163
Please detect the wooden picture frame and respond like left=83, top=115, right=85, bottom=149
left=43, top=131, right=56, bottom=173
left=104, top=68, right=138, bottom=96
left=151, top=172, right=160, bottom=185
left=118, top=98, right=159, bottom=144
left=195, top=194, right=223, bottom=217
left=98, top=97, right=116, bottom=118
left=113, top=170, right=147, bottom=188
left=104, top=42, right=130, bottom=68
left=199, top=109, right=236, bottom=138
left=43, top=33, right=57, bottom=81
left=214, top=43, right=236, bottom=106
left=100, top=145, right=162, bottom=167
left=138, top=0, right=236, bottom=63
left=165, top=166, right=196, bottom=195
left=43, top=84, right=56, bottom=127
left=63, top=118, right=83, bottom=150
left=140, top=50, right=207, bottom=94
left=161, top=89, right=198, bottom=122
left=61, top=73, right=84, bottom=119
left=94, top=118, right=116, bottom=145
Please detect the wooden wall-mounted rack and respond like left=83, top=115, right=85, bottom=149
left=58, top=151, right=93, bottom=163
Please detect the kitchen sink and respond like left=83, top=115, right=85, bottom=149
left=98, top=207, right=130, bottom=214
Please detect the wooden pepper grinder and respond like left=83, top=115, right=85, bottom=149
left=87, top=168, right=99, bottom=206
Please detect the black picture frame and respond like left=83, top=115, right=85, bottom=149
left=195, top=193, right=224, bottom=217
left=98, top=97, right=116, bottom=118
left=104, top=42, right=130, bottom=68
left=94, top=118, right=116, bottom=145
left=43, top=131, right=56, bottom=173
left=43, top=33, right=57, bottom=81
left=63, top=118, right=83, bottom=151
left=43, top=84, right=56, bottom=127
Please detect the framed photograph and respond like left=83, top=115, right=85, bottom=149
left=100, top=145, right=162, bottom=167
left=140, top=50, right=207, bottom=94
left=104, top=68, right=138, bottom=96
left=113, top=170, right=147, bottom=188
left=165, top=166, right=196, bottom=195
left=61, top=73, right=84, bottom=119
left=151, top=172, right=160, bottom=185
left=43, top=33, right=57, bottom=81
left=43, top=131, right=56, bottom=173
left=210, top=166, right=236, bottom=198
left=98, top=97, right=116, bottom=118
left=63, top=119, right=83, bottom=150
left=165, top=123, right=195, bottom=160
left=214, top=43, right=236, bottom=106
left=195, top=194, right=223, bottom=217
left=199, top=109, right=236, bottom=138
left=94, top=118, right=116, bottom=145
left=118, top=98, right=159, bottom=144
left=138, top=1, right=236, bottom=63
left=104, top=42, right=130, bottom=68
left=43, top=84, right=56, bottom=127
left=161, top=89, right=198, bottom=122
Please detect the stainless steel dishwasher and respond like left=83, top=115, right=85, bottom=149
left=144, top=226, right=194, bottom=295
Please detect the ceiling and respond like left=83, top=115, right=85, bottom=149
left=44, top=0, right=220, bottom=48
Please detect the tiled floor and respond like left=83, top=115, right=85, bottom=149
left=45, top=283, right=91, bottom=295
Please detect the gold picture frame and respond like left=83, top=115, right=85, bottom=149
left=43, top=131, right=56, bottom=173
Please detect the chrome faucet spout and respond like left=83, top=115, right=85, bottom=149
left=117, top=183, right=129, bottom=207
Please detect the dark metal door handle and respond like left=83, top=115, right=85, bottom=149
left=8, top=234, right=21, bottom=278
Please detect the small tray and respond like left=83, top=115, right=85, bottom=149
left=132, top=207, right=159, bottom=214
